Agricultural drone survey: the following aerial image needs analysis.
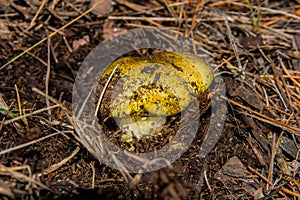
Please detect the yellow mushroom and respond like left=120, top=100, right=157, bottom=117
left=101, top=51, right=213, bottom=142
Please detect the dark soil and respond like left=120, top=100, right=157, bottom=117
left=0, top=0, right=299, bottom=199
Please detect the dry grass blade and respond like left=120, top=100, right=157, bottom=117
left=90, top=161, right=96, bottom=189
left=45, top=33, right=52, bottom=117
left=37, top=146, right=80, bottom=177
left=0, top=0, right=107, bottom=71
left=0, top=131, right=71, bottom=155
left=95, top=64, right=119, bottom=117
left=108, top=16, right=203, bottom=22
left=4, top=104, right=60, bottom=125
left=0, top=163, right=51, bottom=192
left=32, top=88, right=70, bottom=113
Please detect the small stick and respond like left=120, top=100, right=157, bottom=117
left=0, top=130, right=71, bottom=155
left=37, top=146, right=80, bottom=177
left=0, top=163, right=51, bottom=191
left=248, top=166, right=285, bottom=197
left=108, top=16, right=198, bottom=22
left=46, top=32, right=51, bottom=117
left=223, top=13, right=243, bottom=73
left=4, top=104, right=60, bottom=125
left=203, top=159, right=211, bottom=191
left=246, top=137, right=266, bottom=166
left=266, top=132, right=278, bottom=193
left=90, top=161, right=95, bottom=189
left=28, top=0, right=48, bottom=30
left=260, top=75, right=300, bottom=79
left=32, top=87, right=69, bottom=112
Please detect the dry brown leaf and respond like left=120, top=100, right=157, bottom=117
left=90, top=0, right=113, bottom=16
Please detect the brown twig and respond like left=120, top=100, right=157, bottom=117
left=0, top=163, right=52, bottom=192
left=37, top=146, right=80, bottom=177
left=28, top=0, right=48, bottom=30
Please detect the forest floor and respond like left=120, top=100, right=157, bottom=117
left=0, top=0, right=299, bottom=199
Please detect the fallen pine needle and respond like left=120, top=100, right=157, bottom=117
left=222, top=96, right=300, bottom=135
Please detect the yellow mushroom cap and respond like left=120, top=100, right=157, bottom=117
left=101, top=51, right=213, bottom=118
